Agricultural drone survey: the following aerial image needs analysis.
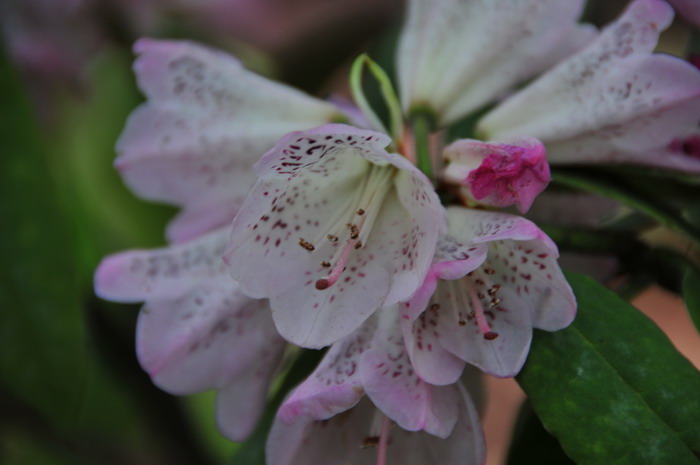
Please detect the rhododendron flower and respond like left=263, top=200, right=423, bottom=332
left=478, top=0, right=700, bottom=172
left=224, top=124, right=445, bottom=348
left=95, top=228, right=286, bottom=440
left=268, top=396, right=482, bottom=465
left=116, top=38, right=349, bottom=243
left=270, top=305, right=484, bottom=465
left=443, top=137, right=550, bottom=213
left=401, top=207, right=576, bottom=382
left=397, top=0, right=595, bottom=126
left=398, top=0, right=700, bottom=173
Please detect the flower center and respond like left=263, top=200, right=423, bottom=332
left=297, top=164, right=396, bottom=290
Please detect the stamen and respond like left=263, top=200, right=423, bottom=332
left=315, top=238, right=356, bottom=290
left=464, top=278, right=499, bottom=341
left=347, top=223, right=360, bottom=240
left=311, top=166, right=395, bottom=290
left=362, top=437, right=380, bottom=449
left=298, top=238, right=315, bottom=251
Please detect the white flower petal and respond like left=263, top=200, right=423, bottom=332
left=225, top=124, right=443, bottom=348
left=479, top=0, right=700, bottom=171
left=397, top=0, right=591, bottom=125
left=116, top=39, right=344, bottom=240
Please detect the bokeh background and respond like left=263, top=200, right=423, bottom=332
left=1, top=0, right=698, bottom=464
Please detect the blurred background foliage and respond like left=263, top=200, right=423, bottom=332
left=1, top=0, right=699, bottom=464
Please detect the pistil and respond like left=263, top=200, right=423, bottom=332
left=463, top=277, right=499, bottom=340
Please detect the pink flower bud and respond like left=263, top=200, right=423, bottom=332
left=443, top=137, right=550, bottom=213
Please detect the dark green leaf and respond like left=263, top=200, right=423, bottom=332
left=507, top=401, right=575, bottom=465
left=518, top=273, right=700, bottom=465
left=552, top=167, right=700, bottom=246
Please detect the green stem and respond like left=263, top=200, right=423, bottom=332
left=412, top=113, right=434, bottom=182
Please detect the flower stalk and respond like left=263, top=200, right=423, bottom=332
left=412, top=112, right=434, bottom=182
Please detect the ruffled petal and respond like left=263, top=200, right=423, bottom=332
left=479, top=0, right=700, bottom=172
left=279, top=305, right=460, bottom=437
left=404, top=208, right=575, bottom=376
left=277, top=318, right=377, bottom=423
left=446, top=208, right=575, bottom=332
left=359, top=307, right=459, bottom=436
left=116, top=39, right=345, bottom=241
left=225, top=124, right=443, bottom=348
left=94, top=227, right=229, bottom=303
left=397, top=0, right=592, bottom=125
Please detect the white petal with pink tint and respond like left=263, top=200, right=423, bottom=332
left=279, top=305, right=460, bottom=437
left=397, top=0, right=593, bottom=126
left=94, top=227, right=229, bottom=303
left=268, top=388, right=484, bottom=465
left=116, top=39, right=344, bottom=242
left=479, top=0, right=700, bottom=172
left=136, top=279, right=285, bottom=440
left=225, top=124, right=444, bottom=348
left=403, top=207, right=575, bottom=377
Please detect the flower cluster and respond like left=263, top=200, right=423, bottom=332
left=95, top=0, right=700, bottom=463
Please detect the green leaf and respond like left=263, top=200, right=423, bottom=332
left=552, top=167, right=700, bottom=246
left=507, top=401, right=575, bottom=465
left=0, top=42, right=89, bottom=430
left=517, top=273, right=700, bottom=465
left=683, top=267, right=700, bottom=334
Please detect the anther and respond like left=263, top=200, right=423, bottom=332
left=354, top=241, right=363, bottom=249
left=362, top=436, right=380, bottom=449
left=298, top=238, right=315, bottom=251
left=327, top=234, right=338, bottom=243
left=347, top=223, right=360, bottom=240
left=430, top=303, right=441, bottom=313
left=321, top=261, right=331, bottom=268
left=458, top=319, right=466, bottom=326
left=356, top=208, right=365, bottom=216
